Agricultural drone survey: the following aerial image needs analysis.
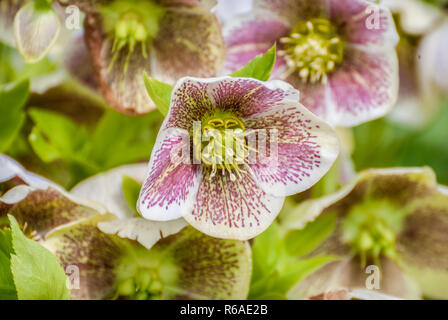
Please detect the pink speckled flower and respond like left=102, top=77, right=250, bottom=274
left=138, top=76, right=339, bottom=240
left=223, top=0, right=400, bottom=127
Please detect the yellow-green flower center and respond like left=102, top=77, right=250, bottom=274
left=100, top=0, right=165, bottom=73
left=115, top=267, right=164, bottom=300
left=342, top=200, right=406, bottom=267
left=112, top=242, right=177, bottom=300
left=195, top=114, right=251, bottom=181
left=280, top=18, right=344, bottom=84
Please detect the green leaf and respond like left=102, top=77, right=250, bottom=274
left=143, top=73, right=173, bottom=116
left=230, top=43, right=276, bottom=81
left=122, top=175, right=142, bottom=217
left=251, top=222, right=283, bottom=283
left=285, top=212, right=337, bottom=257
left=28, top=108, right=89, bottom=155
left=8, top=215, right=71, bottom=300
left=0, top=229, right=17, bottom=300
left=28, top=126, right=62, bottom=162
left=0, top=80, right=29, bottom=152
left=27, top=108, right=97, bottom=175
left=88, top=109, right=161, bottom=169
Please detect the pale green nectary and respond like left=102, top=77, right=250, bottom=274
left=283, top=167, right=448, bottom=299
left=0, top=155, right=252, bottom=300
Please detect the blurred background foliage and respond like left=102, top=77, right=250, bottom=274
left=353, top=100, right=448, bottom=185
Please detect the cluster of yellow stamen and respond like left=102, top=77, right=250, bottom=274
left=279, top=18, right=344, bottom=84
left=195, top=115, right=254, bottom=181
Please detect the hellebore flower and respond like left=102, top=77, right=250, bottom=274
left=137, top=76, right=339, bottom=240
left=58, top=0, right=225, bottom=114
left=282, top=167, right=448, bottom=300
left=223, top=0, right=400, bottom=126
left=383, top=0, right=446, bottom=126
left=0, top=155, right=252, bottom=299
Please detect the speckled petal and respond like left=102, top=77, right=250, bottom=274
left=327, top=47, right=398, bottom=127
left=245, top=99, right=339, bottom=197
left=329, top=0, right=398, bottom=50
left=164, top=77, right=214, bottom=131
left=222, top=11, right=289, bottom=74
left=84, top=14, right=153, bottom=114
left=208, top=77, right=300, bottom=118
left=41, top=213, right=122, bottom=300
left=165, top=77, right=300, bottom=131
left=184, top=167, right=284, bottom=240
left=14, top=1, right=61, bottom=63
left=0, top=155, right=107, bottom=237
left=151, top=6, right=225, bottom=85
left=71, top=164, right=148, bottom=219
left=138, top=128, right=202, bottom=221
left=397, top=190, right=448, bottom=299
left=153, top=226, right=252, bottom=299
left=1, top=187, right=106, bottom=239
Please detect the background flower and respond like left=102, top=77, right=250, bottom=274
left=282, top=167, right=448, bottom=299
left=223, top=0, right=399, bottom=127
left=59, top=0, right=225, bottom=114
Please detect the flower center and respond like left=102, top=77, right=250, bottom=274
left=114, top=267, right=164, bottom=300
left=100, top=0, right=165, bottom=73
left=342, top=200, right=406, bottom=267
left=112, top=242, right=177, bottom=300
left=279, top=18, right=344, bottom=84
left=195, top=114, right=251, bottom=181
left=113, top=12, right=149, bottom=56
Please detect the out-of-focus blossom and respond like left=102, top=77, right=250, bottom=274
left=283, top=167, right=448, bottom=300
left=223, top=0, right=400, bottom=127
left=13, top=0, right=61, bottom=63
left=137, top=76, right=339, bottom=240
left=418, top=20, right=448, bottom=111
left=0, top=0, right=72, bottom=63
left=57, top=0, right=225, bottom=114
left=381, top=0, right=444, bottom=35
left=382, top=0, right=447, bottom=126
left=0, top=155, right=252, bottom=300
